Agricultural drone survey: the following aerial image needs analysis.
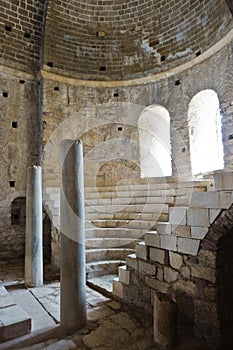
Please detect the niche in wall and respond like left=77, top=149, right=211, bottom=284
left=11, top=197, right=26, bottom=225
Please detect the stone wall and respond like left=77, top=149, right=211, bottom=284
left=113, top=172, right=233, bottom=349
left=42, top=39, right=233, bottom=188
left=43, top=0, right=232, bottom=80
left=0, top=69, right=41, bottom=258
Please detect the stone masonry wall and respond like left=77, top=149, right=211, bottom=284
left=43, top=0, right=232, bottom=80
left=42, top=40, right=233, bottom=189
left=0, top=70, right=41, bottom=259
left=114, top=172, right=233, bottom=349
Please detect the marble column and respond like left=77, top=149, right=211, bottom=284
left=25, top=166, right=43, bottom=287
left=60, top=140, right=87, bottom=332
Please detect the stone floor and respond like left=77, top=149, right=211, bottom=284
left=0, top=261, right=214, bottom=350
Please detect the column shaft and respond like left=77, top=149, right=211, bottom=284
left=25, top=166, right=43, bottom=287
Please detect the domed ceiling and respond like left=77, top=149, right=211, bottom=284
left=42, top=0, right=232, bottom=80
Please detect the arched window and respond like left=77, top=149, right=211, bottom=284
left=138, top=105, right=172, bottom=178
left=188, top=90, right=224, bottom=175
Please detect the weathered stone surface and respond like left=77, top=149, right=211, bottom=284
left=154, top=292, right=177, bottom=349
left=156, top=223, right=172, bottom=235
left=169, top=251, right=183, bottom=270
left=135, top=241, right=148, bottom=260
left=169, top=207, right=187, bottom=225
left=160, top=235, right=177, bottom=251
left=191, top=226, right=208, bottom=239
left=214, top=172, right=233, bottom=191
left=181, top=266, right=191, bottom=279
left=118, top=265, right=130, bottom=285
left=177, top=237, right=200, bottom=256
left=149, top=247, right=166, bottom=264
left=172, top=280, right=198, bottom=297
left=164, top=267, right=179, bottom=283
left=172, top=225, right=191, bottom=238
left=139, top=261, right=156, bottom=276
left=144, top=232, right=161, bottom=248
left=126, top=254, right=139, bottom=270
left=191, top=264, right=216, bottom=283
left=145, top=277, right=169, bottom=294
left=112, top=278, right=124, bottom=298
left=187, top=208, right=209, bottom=227
left=198, top=250, right=216, bottom=268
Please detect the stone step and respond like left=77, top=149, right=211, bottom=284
left=86, top=248, right=134, bottom=263
left=85, top=203, right=169, bottom=214
left=17, top=339, right=77, bottom=350
left=0, top=287, right=31, bottom=343
left=85, top=237, right=139, bottom=249
left=85, top=212, right=169, bottom=222
left=85, top=227, right=146, bottom=239
left=91, top=219, right=157, bottom=230
left=86, top=260, right=125, bottom=279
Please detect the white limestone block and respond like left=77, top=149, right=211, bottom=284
left=145, top=232, right=161, bottom=248
left=190, top=191, right=233, bottom=209
left=112, top=278, right=124, bottom=298
left=191, top=226, right=209, bottom=239
left=187, top=208, right=209, bottom=227
left=214, top=171, right=233, bottom=191
left=156, top=223, right=172, bottom=235
left=209, top=209, right=221, bottom=224
left=169, top=251, right=183, bottom=270
left=160, top=235, right=177, bottom=251
left=135, top=241, right=148, bottom=260
left=177, top=237, right=200, bottom=256
left=126, top=254, right=139, bottom=270
left=118, top=265, right=130, bottom=285
left=169, top=207, right=187, bottom=225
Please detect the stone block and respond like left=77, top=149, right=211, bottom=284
left=214, top=171, right=233, bottom=191
left=150, top=248, right=166, bottom=265
left=164, top=267, right=179, bottom=283
left=0, top=305, right=31, bottom=342
left=154, top=292, right=177, bottom=349
left=198, top=250, right=216, bottom=268
left=209, top=209, right=221, bottom=224
left=191, top=226, right=208, bottom=239
left=177, top=237, right=200, bottom=256
left=190, top=191, right=233, bottom=209
left=156, top=223, right=172, bottom=235
left=145, top=276, right=169, bottom=294
left=144, top=232, right=161, bottom=248
left=118, top=265, right=129, bottom=285
left=169, top=207, right=187, bottom=225
left=139, top=260, right=156, bottom=275
left=172, top=280, right=198, bottom=297
left=112, top=278, right=124, bottom=298
left=169, top=251, right=183, bottom=270
left=135, top=241, right=148, bottom=260
left=172, top=225, right=190, bottom=238
left=157, top=267, right=164, bottom=281
left=191, top=264, right=216, bottom=283
left=187, top=208, right=209, bottom=227
left=126, top=254, right=138, bottom=270
left=0, top=287, right=15, bottom=309
left=160, top=235, right=177, bottom=251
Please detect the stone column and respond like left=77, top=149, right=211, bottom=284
left=154, top=292, right=177, bottom=349
left=25, top=166, right=43, bottom=287
left=60, top=140, right=87, bottom=332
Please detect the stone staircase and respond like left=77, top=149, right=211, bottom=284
left=43, top=180, right=213, bottom=279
